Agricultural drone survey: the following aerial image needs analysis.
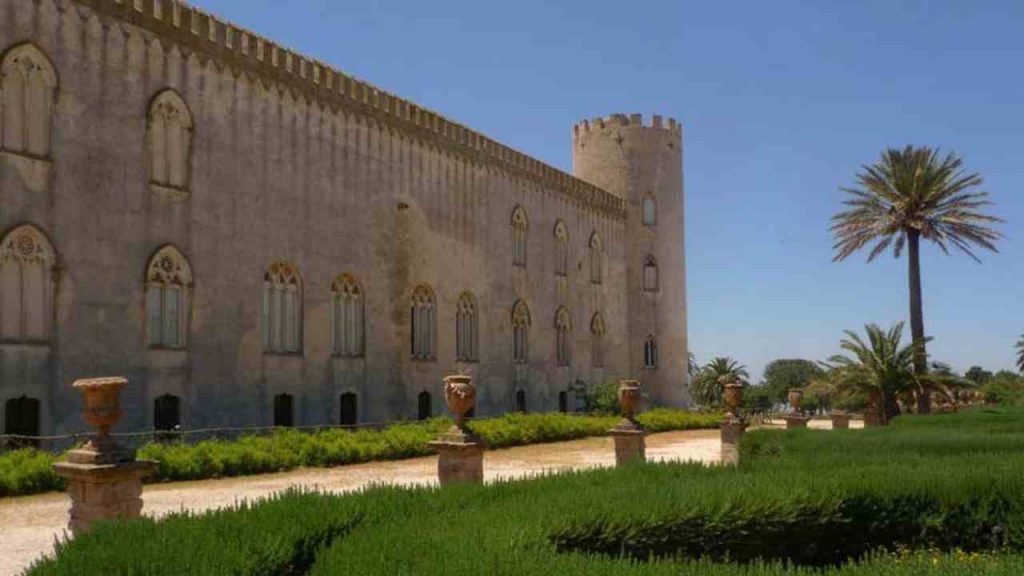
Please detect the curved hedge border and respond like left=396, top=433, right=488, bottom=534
left=0, top=409, right=720, bottom=497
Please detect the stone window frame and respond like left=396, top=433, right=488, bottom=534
left=410, top=284, right=437, bottom=361
left=642, top=255, right=659, bottom=292
left=146, top=88, right=194, bottom=198
left=262, top=262, right=303, bottom=355
left=144, top=245, right=193, bottom=350
left=511, top=205, right=528, bottom=267
left=642, top=194, right=657, bottom=227
left=554, top=306, right=572, bottom=367
left=644, top=335, right=659, bottom=370
left=331, top=273, right=364, bottom=358
left=588, top=231, right=603, bottom=284
left=511, top=299, right=531, bottom=364
left=590, top=312, right=605, bottom=369
left=0, top=42, right=58, bottom=162
left=0, top=224, right=56, bottom=345
left=553, top=220, right=569, bottom=277
left=455, top=291, right=479, bottom=363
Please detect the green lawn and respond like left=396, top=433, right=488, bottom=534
left=27, top=407, right=1024, bottom=575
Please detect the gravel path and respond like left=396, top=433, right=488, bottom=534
left=0, top=420, right=857, bottom=575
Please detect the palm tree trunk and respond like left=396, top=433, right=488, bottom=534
left=907, top=231, right=931, bottom=414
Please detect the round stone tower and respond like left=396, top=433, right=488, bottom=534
left=572, top=113, right=688, bottom=407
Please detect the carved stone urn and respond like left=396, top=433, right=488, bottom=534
left=788, top=388, right=804, bottom=414
left=724, top=382, right=744, bottom=417
left=71, top=377, right=131, bottom=462
left=443, top=374, right=476, bottom=430
left=618, top=380, right=642, bottom=421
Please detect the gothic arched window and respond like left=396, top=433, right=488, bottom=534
left=642, top=194, right=657, bottom=227
left=145, top=245, right=192, bottom=349
left=262, top=262, right=302, bottom=354
left=511, top=205, right=528, bottom=267
left=0, top=225, right=55, bottom=343
left=590, top=312, right=605, bottom=368
left=589, top=232, right=603, bottom=284
left=331, top=273, right=364, bottom=358
left=0, top=43, right=57, bottom=158
left=512, top=299, right=530, bottom=363
left=456, top=291, right=478, bottom=363
left=554, top=220, right=569, bottom=277
left=147, top=89, right=193, bottom=192
left=644, top=335, right=658, bottom=369
left=642, top=256, right=659, bottom=292
left=411, top=284, right=436, bottom=360
left=555, top=306, right=572, bottom=367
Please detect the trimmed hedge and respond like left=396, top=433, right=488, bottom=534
left=0, top=409, right=720, bottom=497
left=27, top=408, right=1024, bottom=575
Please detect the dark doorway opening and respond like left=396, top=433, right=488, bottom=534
left=417, top=391, right=432, bottom=421
left=515, top=390, right=527, bottom=413
left=154, top=394, right=181, bottom=437
left=340, top=392, right=358, bottom=426
left=558, top=391, right=569, bottom=413
left=274, top=394, right=294, bottom=427
left=4, top=396, right=41, bottom=448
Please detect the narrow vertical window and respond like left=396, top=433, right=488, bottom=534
left=511, top=206, right=528, bottom=267
left=589, top=232, right=602, bottom=284
left=642, top=194, right=657, bottom=227
left=644, top=335, right=658, bottom=369
left=411, top=285, right=436, bottom=360
left=263, top=263, right=302, bottom=354
left=331, top=274, right=364, bottom=357
left=554, top=220, right=569, bottom=277
left=0, top=43, right=57, bottom=158
left=555, top=306, right=572, bottom=367
left=642, top=256, right=659, bottom=292
left=590, top=313, right=605, bottom=368
left=147, top=90, right=193, bottom=192
left=456, top=291, right=478, bottom=362
left=145, top=246, right=192, bottom=349
left=0, top=225, right=55, bottom=343
left=512, top=300, right=530, bottom=363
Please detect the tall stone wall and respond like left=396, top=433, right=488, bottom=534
left=0, top=0, right=638, bottom=437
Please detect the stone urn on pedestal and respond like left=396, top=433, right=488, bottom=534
left=720, top=382, right=747, bottom=465
left=830, top=410, right=852, bottom=430
left=429, top=374, right=486, bottom=486
left=784, top=388, right=810, bottom=429
left=53, top=377, right=157, bottom=535
left=609, top=379, right=647, bottom=466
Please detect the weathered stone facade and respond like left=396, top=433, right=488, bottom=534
left=0, top=0, right=688, bottom=437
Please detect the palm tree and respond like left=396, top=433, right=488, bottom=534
left=826, top=322, right=919, bottom=425
left=831, top=146, right=1003, bottom=413
left=1017, top=335, right=1024, bottom=374
left=689, top=357, right=748, bottom=407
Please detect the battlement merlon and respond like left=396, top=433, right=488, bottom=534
left=573, top=113, right=683, bottom=139
left=70, top=0, right=625, bottom=218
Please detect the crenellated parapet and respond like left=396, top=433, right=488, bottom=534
left=573, top=113, right=683, bottom=139
left=63, top=0, right=625, bottom=217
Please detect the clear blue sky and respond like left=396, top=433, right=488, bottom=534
left=197, top=0, right=1023, bottom=381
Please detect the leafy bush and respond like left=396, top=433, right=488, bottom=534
left=28, top=408, right=1024, bottom=575
left=585, top=380, right=621, bottom=415
left=0, top=410, right=720, bottom=497
left=980, top=373, right=1024, bottom=406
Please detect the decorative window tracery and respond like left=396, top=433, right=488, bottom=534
left=148, top=89, right=193, bottom=192
left=331, top=274, right=364, bottom=357
left=262, top=262, right=302, bottom=354
left=0, top=225, right=54, bottom=343
left=590, top=313, right=605, bottom=368
left=643, top=256, right=659, bottom=292
left=512, top=299, right=530, bottom=363
left=410, top=284, right=436, bottom=360
left=554, top=220, right=569, bottom=277
left=589, top=232, right=603, bottom=284
left=511, top=206, right=528, bottom=267
left=555, top=306, right=572, bottom=367
left=145, top=246, right=192, bottom=349
left=455, top=291, right=478, bottom=363
left=0, top=43, right=57, bottom=158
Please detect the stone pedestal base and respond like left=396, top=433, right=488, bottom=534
left=830, top=413, right=851, bottom=429
left=720, top=417, right=747, bottom=466
left=53, top=460, right=156, bottom=535
left=429, top=427, right=485, bottom=486
left=784, top=415, right=810, bottom=429
left=609, top=420, right=647, bottom=466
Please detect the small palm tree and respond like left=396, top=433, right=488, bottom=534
left=1017, top=335, right=1024, bottom=374
left=689, top=357, right=748, bottom=407
left=826, top=323, right=920, bottom=425
left=831, top=146, right=1003, bottom=414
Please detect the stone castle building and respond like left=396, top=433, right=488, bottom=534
left=0, top=0, right=688, bottom=438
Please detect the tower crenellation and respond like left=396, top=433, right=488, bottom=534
left=573, top=113, right=683, bottom=138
